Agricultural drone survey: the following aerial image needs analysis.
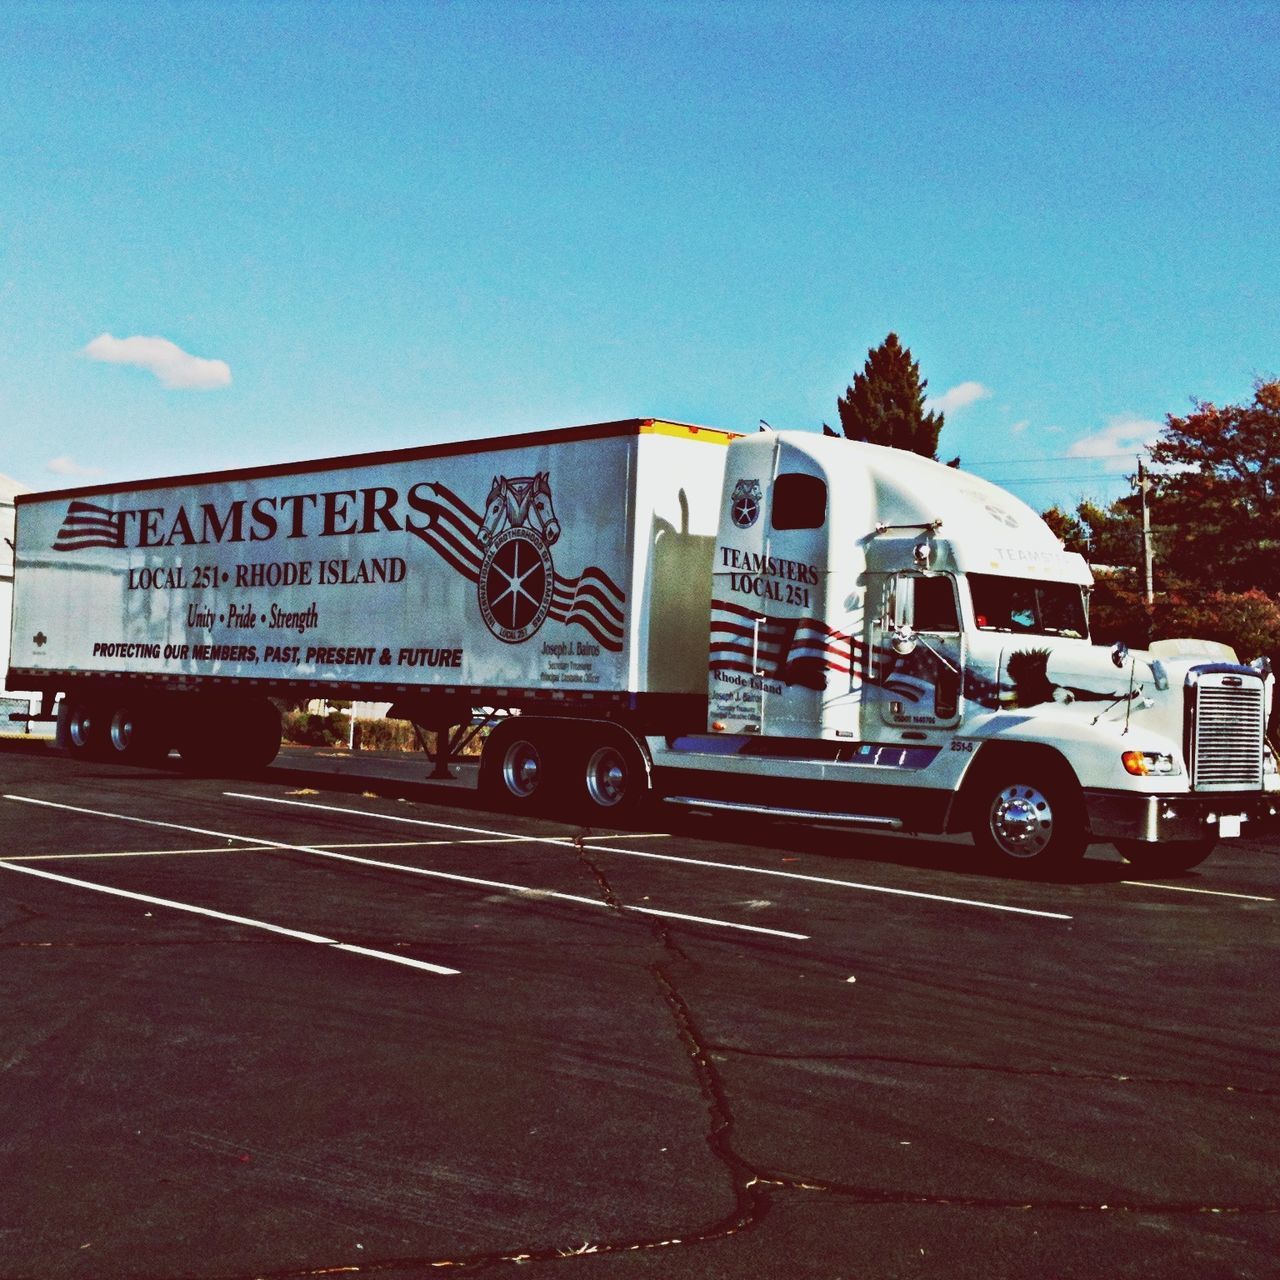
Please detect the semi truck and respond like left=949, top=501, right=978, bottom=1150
left=8, top=418, right=1278, bottom=873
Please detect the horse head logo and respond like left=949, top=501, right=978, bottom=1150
left=478, top=472, right=560, bottom=546
left=474, top=472, right=562, bottom=644
left=527, top=471, right=560, bottom=545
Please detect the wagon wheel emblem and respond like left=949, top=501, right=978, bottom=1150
left=730, top=478, right=762, bottom=529
left=478, top=526, right=555, bottom=643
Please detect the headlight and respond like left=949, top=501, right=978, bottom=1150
left=1122, top=750, right=1179, bottom=776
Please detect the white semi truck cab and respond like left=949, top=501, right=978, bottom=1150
left=647, top=431, right=1279, bottom=872
left=9, top=419, right=1276, bottom=874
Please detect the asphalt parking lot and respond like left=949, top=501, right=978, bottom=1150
left=0, top=739, right=1276, bottom=1280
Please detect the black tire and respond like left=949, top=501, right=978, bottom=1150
left=104, top=701, right=172, bottom=765
left=1114, top=838, right=1217, bottom=875
left=969, top=766, right=1086, bottom=873
left=237, top=699, right=282, bottom=774
left=65, top=698, right=108, bottom=760
left=481, top=724, right=551, bottom=811
left=178, top=697, right=280, bottom=776
left=579, top=736, right=648, bottom=818
left=175, top=707, right=226, bottom=774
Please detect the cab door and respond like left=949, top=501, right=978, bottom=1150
left=708, top=437, right=831, bottom=738
left=708, top=442, right=773, bottom=733
left=757, top=467, right=829, bottom=738
left=875, top=572, right=964, bottom=729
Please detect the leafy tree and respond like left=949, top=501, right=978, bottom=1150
left=1041, top=504, right=1087, bottom=554
left=827, top=333, right=954, bottom=462
left=1042, top=381, right=1280, bottom=666
left=1042, top=497, right=1150, bottom=646
left=1152, top=589, right=1280, bottom=666
left=1043, top=497, right=1143, bottom=570
left=1087, top=573, right=1150, bottom=647
left=1148, top=379, right=1280, bottom=595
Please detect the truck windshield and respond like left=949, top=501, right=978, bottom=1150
left=969, top=573, right=1088, bottom=639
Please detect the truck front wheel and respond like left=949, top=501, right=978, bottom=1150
left=970, top=770, right=1086, bottom=873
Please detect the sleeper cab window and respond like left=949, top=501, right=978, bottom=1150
left=771, top=473, right=827, bottom=531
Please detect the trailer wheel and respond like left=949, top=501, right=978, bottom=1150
left=969, top=766, right=1085, bottom=873
left=66, top=699, right=107, bottom=760
left=238, top=699, right=282, bottom=774
left=178, top=697, right=280, bottom=776
left=1114, top=837, right=1216, bottom=875
left=499, top=734, right=545, bottom=803
left=581, top=738, right=647, bottom=817
left=479, top=721, right=557, bottom=810
left=105, top=703, right=171, bottom=765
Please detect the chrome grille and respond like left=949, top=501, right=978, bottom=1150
left=1191, top=676, right=1264, bottom=790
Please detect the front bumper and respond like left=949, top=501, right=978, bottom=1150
left=1084, top=788, right=1280, bottom=844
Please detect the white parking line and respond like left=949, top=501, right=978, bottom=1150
left=1121, top=880, right=1274, bottom=902
left=0, top=859, right=461, bottom=975
left=2, top=795, right=806, bottom=942
left=0, top=846, right=274, bottom=862
left=0, top=835, right=632, bottom=862
left=226, top=792, right=1073, bottom=922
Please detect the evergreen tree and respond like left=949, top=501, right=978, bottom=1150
left=829, top=333, right=949, bottom=460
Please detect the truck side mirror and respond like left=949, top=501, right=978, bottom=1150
left=891, top=624, right=918, bottom=656
left=1111, top=641, right=1129, bottom=669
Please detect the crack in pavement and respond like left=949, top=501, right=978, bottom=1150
left=47, top=829, right=1275, bottom=1280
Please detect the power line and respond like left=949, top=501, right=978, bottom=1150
left=966, top=450, right=1150, bottom=467
left=969, top=473, right=1136, bottom=486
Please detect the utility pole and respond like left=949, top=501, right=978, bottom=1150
left=1137, top=456, right=1154, bottom=605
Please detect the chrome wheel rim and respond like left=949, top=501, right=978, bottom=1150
left=109, top=710, right=135, bottom=753
left=988, top=783, right=1053, bottom=858
left=502, top=740, right=541, bottom=798
left=585, top=747, right=627, bottom=807
left=69, top=708, right=93, bottom=750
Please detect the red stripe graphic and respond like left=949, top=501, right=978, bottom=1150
left=709, top=598, right=864, bottom=688
left=407, top=482, right=627, bottom=651
left=53, top=501, right=125, bottom=551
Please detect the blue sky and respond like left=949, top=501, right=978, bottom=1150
left=1, top=0, right=1276, bottom=512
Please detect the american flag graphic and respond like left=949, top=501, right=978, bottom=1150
left=52, top=501, right=125, bottom=551
left=709, top=597, right=863, bottom=691
left=406, top=481, right=627, bottom=652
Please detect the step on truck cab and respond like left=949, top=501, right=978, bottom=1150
left=9, top=419, right=1277, bottom=875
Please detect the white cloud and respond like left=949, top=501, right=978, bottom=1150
left=927, top=381, right=991, bottom=414
left=47, top=455, right=105, bottom=478
left=1066, top=415, right=1161, bottom=471
left=1009, top=419, right=1030, bottom=435
left=82, top=332, right=231, bottom=390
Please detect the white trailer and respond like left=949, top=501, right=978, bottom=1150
left=9, top=418, right=1278, bottom=873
